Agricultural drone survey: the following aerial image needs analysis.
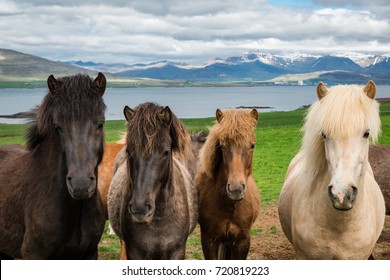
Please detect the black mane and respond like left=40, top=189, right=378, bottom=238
left=25, top=74, right=106, bottom=150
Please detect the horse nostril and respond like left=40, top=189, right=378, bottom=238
left=128, top=203, right=134, bottom=214
left=327, top=185, right=334, bottom=198
left=145, top=203, right=152, bottom=212
left=128, top=202, right=152, bottom=215
left=350, top=186, right=358, bottom=202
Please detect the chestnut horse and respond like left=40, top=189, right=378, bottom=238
left=108, top=102, right=198, bottom=259
left=278, top=81, right=385, bottom=259
left=0, top=73, right=107, bottom=259
left=196, top=108, right=260, bottom=259
left=98, top=140, right=125, bottom=218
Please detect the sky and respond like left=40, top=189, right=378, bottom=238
left=1, top=0, right=390, bottom=64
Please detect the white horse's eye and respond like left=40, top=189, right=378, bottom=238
left=363, top=130, right=370, bottom=138
left=321, top=131, right=327, bottom=139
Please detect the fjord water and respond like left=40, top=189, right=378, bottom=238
left=1, top=85, right=389, bottom=123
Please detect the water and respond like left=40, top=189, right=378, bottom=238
left=1, top=86, right=389, bottom=124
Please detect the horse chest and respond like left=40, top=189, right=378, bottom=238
left=23, top=197, right=104, bottom=259
left=292, top=212, right=376, bottom=259
left=201, top=204, right=245, bottom=240
left=126, top=220, right=187, bottom=259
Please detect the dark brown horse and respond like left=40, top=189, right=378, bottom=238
left=196, top=108, right=261, bottom=259
left=369, top=144, right=390, bottom=215
left=108, top=102, right=198, bottom=259
left=0, top=73, right=107, bottom=259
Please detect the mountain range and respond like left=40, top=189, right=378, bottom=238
left=65, top=50, right=390, bottom=85
left=1, top=48, right=390, bottom=86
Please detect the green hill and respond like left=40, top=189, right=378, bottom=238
left=0, top=49, right=99, bottom=82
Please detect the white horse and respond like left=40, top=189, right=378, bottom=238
left=278, top=81, right=385, bottom=259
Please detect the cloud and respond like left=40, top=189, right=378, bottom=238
left=0, top=0, right=389, bottom=64
left=312, top=0, right=390, bottom=18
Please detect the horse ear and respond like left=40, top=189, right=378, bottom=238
left=93, top=72, right=106, bottom=96
left=216, top=108, right=224, bottom=123
left=250, top=108, right=258, bottom=122
left=316, top=82, right=328, bottom=100
left=47, top=75, right=61, bottom=95
left=159, top=106, right=172, bottom=126
left=123, top=106, right=135, bottom=122
left=364, top=80, right=376, bottom=100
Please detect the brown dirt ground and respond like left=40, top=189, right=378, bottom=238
left=246, top=203, right=390, bottom=260
left=99, top=202, right=390, bottom=260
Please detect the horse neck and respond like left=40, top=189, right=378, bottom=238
left=32, top=136, right=65, bottom=169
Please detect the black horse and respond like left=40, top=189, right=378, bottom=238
left=0, top=73, right=107, bottom=259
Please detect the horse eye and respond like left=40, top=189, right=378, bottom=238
left=363, top=130, right=370, bottom=138
left=163, top=150, right=170, bottom=157
left=97, top=123, right=104, bottom=130
left=250, top=144, right=255, bottom=150
left=321, top=132, right=326, bottom=139
left=55, top=124, right=62, bottom=133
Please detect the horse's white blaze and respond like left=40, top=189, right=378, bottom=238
left=325, top=136, right=367, bottom=208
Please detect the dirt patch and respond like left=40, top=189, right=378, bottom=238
left=247, top=203, right=390, bottom=260
left=100, top=203, right=390, bottom=260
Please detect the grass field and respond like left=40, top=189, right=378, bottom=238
left=1, top=102, right=389, bottom=259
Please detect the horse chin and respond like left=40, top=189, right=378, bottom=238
left=130, top=213, right=154, bottom=224
left=67, top=185, right=95, bottom=200
left=227, top=192, right=245, bottom=201
left=331, top=201, right=354, bottom=211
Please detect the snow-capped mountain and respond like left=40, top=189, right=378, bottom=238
left=63, top=50, right=390, bottom=84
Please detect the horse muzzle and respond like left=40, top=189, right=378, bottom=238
left=128, top=202, right=154, bottom=224
left=226, top=183, right=246, bottom=201
left=328, top=185, right=358, bottom=211
left=66, top=173, right=97, bottom=200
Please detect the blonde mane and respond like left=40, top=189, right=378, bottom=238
left=302, top=84, right=381, bottom=183
left=198, top=109, right=257, bottom=177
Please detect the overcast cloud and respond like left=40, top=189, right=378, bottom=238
left=1, top=0, right=389, bottom=64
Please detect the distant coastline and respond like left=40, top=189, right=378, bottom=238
left=0, top=111, right=34, bottom=119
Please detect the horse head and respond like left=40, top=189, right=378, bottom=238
left=315, top=81, right=379, bottom=211
left=215, top=108, right=258, bottom=201
left=44, top=73, right=106, bottom=200
left=123, top=103, right=176, bottom=224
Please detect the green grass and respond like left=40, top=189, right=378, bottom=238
left=98, top=222, right=123, bottom=260
left=1, top=102, right=389, bottom=259
left=0, top=123, right=28, bottom=145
